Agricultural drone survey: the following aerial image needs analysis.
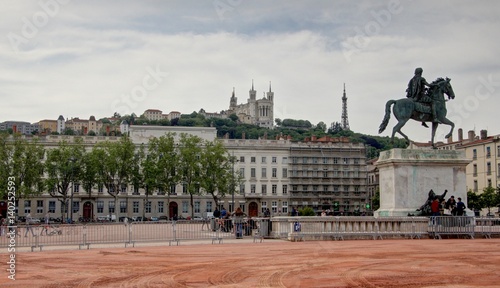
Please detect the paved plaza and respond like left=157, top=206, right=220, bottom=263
left=1, top=238, right=500, bottom=287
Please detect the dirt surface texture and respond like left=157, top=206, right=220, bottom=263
left=2, top=238, right=500, bottom=287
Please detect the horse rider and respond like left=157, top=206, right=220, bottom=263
left=406, top=67, right=439, bottom=127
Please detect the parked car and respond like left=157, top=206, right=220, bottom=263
left=158, top=215, right=168, bottom=221
left=30, top=218, right=41, bottom=224
left=119, top=216, right=133, bottom=222
left=149, top=216, right=159, bottom=222
left=132, top=216, right=147, bottom=222
left=96, top=215, right=111, bottom=222
left=49, top=217, right=62, bottom=223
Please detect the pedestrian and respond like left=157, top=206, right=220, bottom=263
left=40, top=212, right=50, bottom=236
left=0, top=217, right=6, bottom=236
left=213, top=207, right=220, bottom=219
left=446, top=196, right=457, bottom=215
left=24, top=213, right=35, bottom=237
left=264, top=208, right=271, bottom=218
left=220, top=207, right=227, bottom=218
left=456, top=197, right=466, bottom=216
left=431, top=197, right=440, bottom=216
left=291, top=207, right=298, bottom=216
left=231, top=207, right=247, bottom=239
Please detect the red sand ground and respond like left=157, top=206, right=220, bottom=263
left=1, top=238, right=500, bottom=287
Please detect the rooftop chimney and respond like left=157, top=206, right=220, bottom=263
left=468, top=130, right=475, bottom=141
left=458, top=128, right=463, bottom=141
left=480, top=129, right=487, bottom=140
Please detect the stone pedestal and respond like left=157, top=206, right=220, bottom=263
left=374, top=148, right=471, bottom=217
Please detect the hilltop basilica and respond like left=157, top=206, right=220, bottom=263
left=226, top=81, right=274, bottom=129
left=196, top=81, right=275, bottom=128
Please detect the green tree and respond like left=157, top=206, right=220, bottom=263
left=228, top=114, right=239, bottom=122
left=45, top=139, right=85, bottom=222
left=0, top=135, right=45, bottom=199
left=93, top=136, right=135, bottom=222
left=178, top=133, right=203, bottom=218
left=80, top=149, right=99, bottom=199
left=147, top=134, right=179, bottom=218
left=371, top=189, right=380, bottom=211
left=63, top=128, right=76, bottom=135
left=480, top=186, right=500, bottom=216
left=315, top=121, right=327, bottom=132
left=466, top=190, right=482, bottom=212
left=199, top=140, right=233, bottom=207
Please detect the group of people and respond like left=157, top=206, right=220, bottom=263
left=212, top=207, right=258, bottom=238
left=431, top=195, right=467, bottom=216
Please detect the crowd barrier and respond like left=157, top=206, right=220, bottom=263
left=0, top=218, right=268, bottom=251
left=1, top=216, right=499, bottom=251
left=428, top=216, right=475, bottom=239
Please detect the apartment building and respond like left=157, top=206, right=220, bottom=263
left=288, top=136, right=367, bottom=215
left=8, top=128, right=369, bottom=221
left=0, top=121, right=39, bottom=135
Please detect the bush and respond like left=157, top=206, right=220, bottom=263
left=298, top=207, right=315, bottom=216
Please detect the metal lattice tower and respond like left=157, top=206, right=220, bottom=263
left=341, top=83, right=350, bottom=130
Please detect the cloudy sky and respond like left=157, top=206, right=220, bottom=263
left=1, top=0, right=499, bottom=142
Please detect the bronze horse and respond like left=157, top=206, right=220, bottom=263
left=378, top=78, right=455, bottom=148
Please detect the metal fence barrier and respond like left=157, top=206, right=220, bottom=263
left=428, top=216, right=475, bottom=239
left=0, top=218, right=269, bottom=251
left=2, top=216, right=500, bottom=251
left=474, top=217, right=500, bottom=239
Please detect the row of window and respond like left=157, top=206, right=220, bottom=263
left=240, top=156, right=287, bottom=164
left=472, top=146, right=500, bottom=159
left=17, top=200, right=290, bottom=215
left=239, top=156, right=365, bottom=165
left=290, top=185, right=362, bottom=192
left=245, top=184, right=288, bottom=194
left=290, top=170, right=362, bottom=178
left=65, top=182, right=367, bottom=196
left=246, top=167, right=288, bottom=178
left=472, top=162, right=499, bottom=176
left=290, top=157, right=363, bottom=165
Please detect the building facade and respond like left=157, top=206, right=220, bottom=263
left=0, top=121, right=39, bottom=135
left=9, top=128, right=370, bottom=221
left=288, top=136, right=368, bottom=215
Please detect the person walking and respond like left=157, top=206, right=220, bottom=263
left=0, top=217, right=6, bottom=236
left=24, top=213, right=35, bottom=237
left=40, top=212, right=50, bottom=236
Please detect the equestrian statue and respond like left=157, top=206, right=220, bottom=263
left=378, top=67, right=456, bottom=148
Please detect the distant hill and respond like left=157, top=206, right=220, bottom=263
left=126, top=112, right=406, bottom=159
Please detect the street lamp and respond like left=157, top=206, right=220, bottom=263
left=231, top=155, right=235, bottom=213
left=69, top=157, right=76, bottom=223
left=230, top=153, right=239, bottom=213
